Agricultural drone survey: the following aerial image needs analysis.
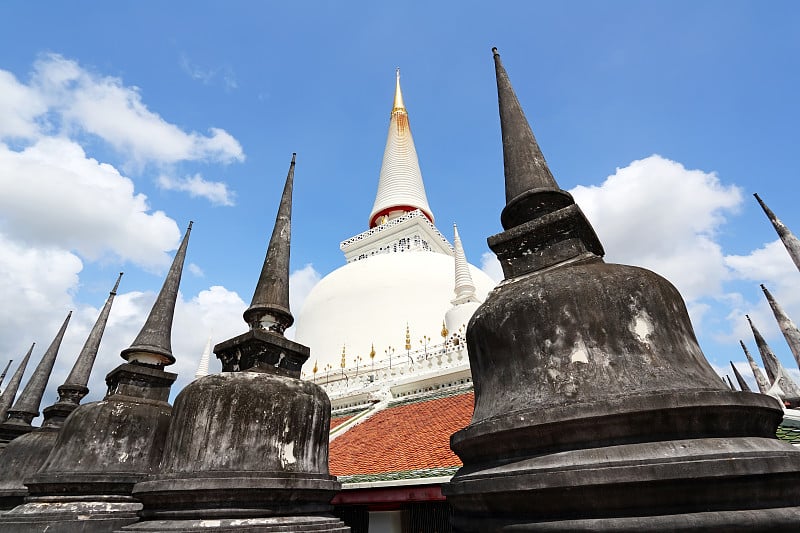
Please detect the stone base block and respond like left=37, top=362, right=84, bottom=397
left=0, top=498, right=141, bottom=532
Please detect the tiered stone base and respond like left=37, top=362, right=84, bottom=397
left=445, top=437, right=800, bottom=532
left=0, top=497, right=141, bottom=532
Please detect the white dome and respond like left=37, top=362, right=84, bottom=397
left=295, top=251, right=496, bottom=372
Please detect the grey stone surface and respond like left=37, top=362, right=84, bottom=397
left=443, top=48, right=800, bottom=531
left=0, top=343, right=34, bottom=422
left=762, top=283, right=800, bottom=371
left=755, top=193, right=800, bottom=272
left=0, top=312, right=71, bottom=446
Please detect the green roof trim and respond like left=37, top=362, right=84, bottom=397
left=338, top=466, right=460, bottom=484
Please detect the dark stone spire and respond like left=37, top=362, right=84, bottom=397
left=0, top=360, right=12, bottom=389
left=740, top=339, right=770, bottom=393
left=730, top=361, right=752, bottom=392
left=444, top=48, right=800, bottom=531
left=0, top=274, right=122, bottom=509
left=121, top=222, right=192, bottom=366
left=761, top=283, right=800, bottom=370
left=493, top=48, right=558, bottom=216
left=217, top=155, right=307, bottom=374
left=58, top=272, right=122, bottom=405
left=0, top=313, right=71, bottom=446
left=243, top=154, right=295, bottom=334
left=725, top=374, right=736, bottom=391
left=3, top=248, right=184, bottom=528
left=747, top=314, right=800, bottom=405
left=0, top=344, right=34, bottom=422
left=129, top=152, right=344, bottom=531
left=754, top=193, right=800, bottom=271
left=489, top=49, right=602, bottom=276
left=41, top=273, right=123, bottom=429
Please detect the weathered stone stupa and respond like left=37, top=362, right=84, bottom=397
left=126, top=155, right=347, bottom=532
left=0, top=312, right=71, bottom=448
left=747, top=314, right=800, bottom=406
left=1, top=225, right=191, bottom=532
left=443, top=48, right=800, bottom=531
left=0, top=273, right=121, bottom=509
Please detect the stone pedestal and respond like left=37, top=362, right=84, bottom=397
left=125, top=333, right=346, bottom=532
left=0, top=363, right=176, bottom=532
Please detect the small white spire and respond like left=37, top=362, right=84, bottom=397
left=452, top=224, right=477, bottom=305
left=195, top=336, right=212, bottom=379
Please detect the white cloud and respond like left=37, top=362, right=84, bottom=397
left=571, top=154, right=742, bottom=302
left=157, top=173, right=235, bottom=206
left=0, top=138, right=180, bottom=268
left=26, top=53, right=244, bottom=165
left=188, top=263, right=205, bottom=277
left=480, top=251, right=504, bottom=283
left=0, top=70, right=45, bottom=139
left=284, top=264, right=322, bottom=340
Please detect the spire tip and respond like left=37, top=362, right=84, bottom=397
left=492, top=47, right=499, bottom=56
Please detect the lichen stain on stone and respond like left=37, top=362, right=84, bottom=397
left=569, top=341, right=589, bottom=364
left=282, top=441, right=296, bottom=466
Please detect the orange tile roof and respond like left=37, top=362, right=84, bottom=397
left=330, top=415, right=353, bottom=431
left=330, top=391, right=474, bottom=477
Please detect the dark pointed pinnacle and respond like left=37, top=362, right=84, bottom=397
left=243, top=154, right=295, bottom=334
left=745, top=314, right=779, bottom=383
left=0, top=359, right=12, bottom=388
left=754, top=193, right=800, bottom=272
left=725, top=375, right=736, bottom=391
left=0, top=343, right=34, bottom=421
left=59, top=272, right=123, bottom=404
left=739, top=339, right=770, bottom=394
left=121, top=223, right=192, bottom=366
left=730, top=361, right=751, bottom=392
left=7, top=312, right=71, bottom=424
left=760, top=283, right=800, bottom=371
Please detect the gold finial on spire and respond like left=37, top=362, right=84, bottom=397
left=341, top=345, right=346, bottom=369
left=370, top=343, right=376, bottom=360
left=393, top=67, right=406, bottom=112
left=441, top=320, right=449, bottom=338
left=313, top=360, right=318, bottom=375
left=405, top=324, right=412, bottom=351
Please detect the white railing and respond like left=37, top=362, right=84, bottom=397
left=305, top=334, right=470, bottom=397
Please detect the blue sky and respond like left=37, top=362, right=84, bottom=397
left=1, top=1, right=799, bottom=406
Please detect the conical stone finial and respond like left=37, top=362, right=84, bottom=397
left=746, top=315, right=779, bottom=382
left=487, top=48, right=604, bottom=278
left=492, top=47, right=558, bottom=209
left=243, top=155, right=295, bottom=334
left=746, top=315, right=800, bottom=404
left=730, top=361, right=752, bottom=392
left=740, top=339, right=770, bottom=393
left=4, top=312, right=71, bottom=428
left=0, top=344, right=34, bottom=422
left=725, top=375, right=736, bottom=391
left=0, top=359, right=12, bottom=390
left=452, top=224, right=477, bottom=305
left=195, top=336, right=212, bottom=379
left=121, top=222, right=192, bottom=365
left=761, top=284, right=800, bottom=371
left=58, top=273, right=122, bottom=406
left=754, top=193, right=800, bottom=272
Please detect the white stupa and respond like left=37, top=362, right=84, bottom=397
left=294, top=70, right=495, bottom=377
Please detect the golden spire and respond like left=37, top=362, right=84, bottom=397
left=393, top=67, right=406, bottom=112
left=370, top=343, right=376, bottom=360
left=441, top=320, right=449, bottom=338
left=313, top=360, right=318, bottom=375
left=405, top=324, right=412, bottom=351
left=340, top=345, right=346, bottom=369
